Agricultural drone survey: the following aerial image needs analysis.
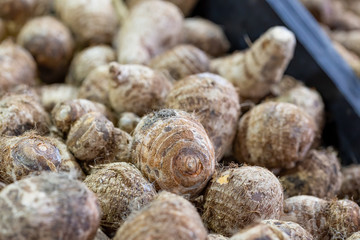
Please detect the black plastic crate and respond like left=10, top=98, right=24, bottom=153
left=193, top=0, right=360, bottom=165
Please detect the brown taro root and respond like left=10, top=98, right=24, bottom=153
left=211, top=26, right=296, bottom=101
left=51, top=99, right=114, bottom=134
left=272, top=85, right=325, bottom=133
left=327, top=199, right=360, bottom=240
left=66, top=45, right=115, bottom=86
left=84, top=162, right=157, bottom=235
left=182, top=17, right=230, bottom=57
left=131, top=109, right=215, bottom=197
left=165, top=73, right=240, bottom=161
left=17, top=16, right=74, bottom=83
left=233, top=102, right=316, bottom=169
left=149, top=44, right=210, bottom=81
left=54, top=0, right=118, bottom=45
left=0, top=132, right=84, bottom=184
left=339, top=165, right=360, bottom=204
left=78, top=65, right=112, bottom=107
left=331, top=31, right=360, bottom=57
left=117, top=0, right=183, bottom=65
left=0, top=173, right=101, bottom=240
left=108, top=63, right=172, bottom=116
left=262, top=220, right=314, bottom=240
left=207, top=234, right=229, bottom=240
left=280, top=148, right=342, bottom=199
left=118, top=112, right=141, bottom=134
left=229, top=223, right=289, bottom=240
left=0, top=93, right=50, bottom=136
left=127, top=0, right=199, bottom=16
left=202, top=166, right=284, bottom=237
left=114, top=191, right=207, bottom=240
left=95, top=229, right=110, bottom=240
left=0, top=40, right=36, bottom=91
left=38, top=84, right=78, bottom=112
left=66, top=112, right=117, bottom=162
left=347, top=232, right=360, bottom=240
left=281, top=196, right=328, bottom=239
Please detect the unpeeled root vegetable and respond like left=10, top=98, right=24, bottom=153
left=17, top=16, right=74, bottom=83
left=229, top=223, right=289, bottom=240
left=118, top=112, right=141, bottom=134
left=54, top=0, right=118, bottom=45
left=95, top=229, right=110, bottom=240
left=333, top=41, right=360, bottom=77
left=165, top=73, right=240, bottom=161
left=149, top=44, right=209, bottom=81
left=202, top=166, right=284, bottom=237
left=280, top=148, right=342, bottom=199
left=0, top=40, right=36, bottom=91
left=211, top=26, right=296, bottom=101
left=272, top=85, right=325, bottom=132
left=0, top=93, right=50, bottom=136
left=262, top=220, right=314, bottom=240
left=66, top=45, right=115, bottom=86
left=207, top=234, right=229, bottom=240
left=233, top=102, right=316, bottom=169
left=114, top=191, right=207, bottom=240
left=38, top=84, right=78, bottom=112
left=66, top=112, right=117, bottom=162
left=339, top=165, right=360, bottom=205
left=270, top=75, right=302, bottom=97
left=117, top=0, right=183, bottom=64
left=331, top=30, right=360, bottom=57
left=126, top=0, right=198, bottom=16
left=182, top=17, right=230, bottom=57
left=347, top=232, right=360, bottom=240
left=78, top=65, right=112, bottom=107
left=0, top=173, right=101, bottom=240
left=51, top=99, right=114, bottom=134
left=108, top=63, right=172, bottom=116
left=281, top=196, right=328, bottom=239
left=131, top=109, right=215, bottom=197
left=84, top=162, right=157, bottom=235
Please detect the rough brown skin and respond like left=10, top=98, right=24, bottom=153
left=66, top=112, right=117, bottom=162
left=272, top=85, right=325, bottom=133
left=202, top=166, right=284, bottom=237
left=131, top=109, right=215, bottom=197
left=211, top=26, right=296, bottom=101
left=17, top=16, right=74, bottom=83
left=126, top=0, right=199, bottom=16
left=207, top=234, right=229, bottom=240
left=229, top=223, right=290, bottom=240
left=51, top=99, right=114, bottom=134
left=281, top=196, right=329, bottom=239
left=84, top=162, right=157, bottom=235
left=38, top=84, right=78, bottom=112
left=339, top=165, right=360, bottom=205
left=182, top=17, right=230, bottom=57
left=165, top=73, right=240, bottom=161
left=327, top=199, right=360, bottom=240
left=280, top=148, right=342, bottom=199
left=66, top=45, right=115, bottom=86
left=118, top=112, right=141, bottom=134
left=0, top=93, right=50, bottom=136
left=114, top=191, right=207, bottom=240
left=0, top=173, right=101, bottom=240
left=0, top=40, right=36, bottom=91
left=149, top=44, right=210, bottom=81
left=117, top=0, right=183, bottom=65
left=108, top=63, right=172, bottom=116
left=331, top=30, right=360, bottom=57
left=347, top=232, right=360, bottom=240
left=54, top=0, right=118, bottom=46
left=262, top=220, right=314, bottom=240
left=78, top=65, right=112, bottom=107
left=270, top=75, right=303, bottom=97
left=233, top=102, right=316, bottom=169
